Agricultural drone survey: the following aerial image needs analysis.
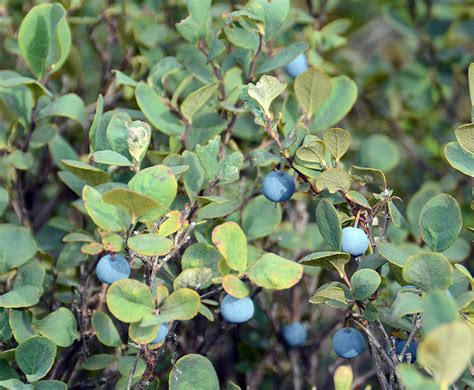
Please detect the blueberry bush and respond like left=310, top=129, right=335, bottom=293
left=0, top=1, right=472, bottom=389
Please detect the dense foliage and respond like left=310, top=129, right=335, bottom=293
left=0, top=1, right=473, bottom=389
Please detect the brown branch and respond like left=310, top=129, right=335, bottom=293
left=246, top=33, right=264, bottom=83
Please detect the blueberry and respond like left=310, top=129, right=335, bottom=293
left=395, top=339, right=417, bottom=363
left=95, top=254, right=131, bottom=285
left=285, top=53, right=308, bottom=78
left=220, top=294, right=255, bottom=324
left=151, top=323, right=169, bottom=345
left=262, top=171, right=296, bottom=202
left=282, top=322, right=308, bottom=347
left=341, top=227, right=370, bottom=256
left=332, top=327, right=366, bottom=359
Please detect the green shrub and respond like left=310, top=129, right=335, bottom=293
left=0, top=1, right=472, bottom=389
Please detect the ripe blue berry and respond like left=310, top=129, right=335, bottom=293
left=151, top=323, right=169, bottom=345
left=285, top=53, right=308, bottom=78
left=95, top=254, right=131, bottom=285
left=341, top=227, right=370, bottom=256
left=332, top=327, right=366, bottom=359
left=220, top=294, right=255, bottom=324
left=282, top=322, right=308, bottom=347
left=395, top=339, right=417, bottom=363
left=262, top=171, right=296, bottom=202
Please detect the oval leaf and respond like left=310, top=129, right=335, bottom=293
left=248, top=253, right=303, bottom=290
left=419, top=194, right=462, bottom=252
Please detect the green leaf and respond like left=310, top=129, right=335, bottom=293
left=422, top=290, right=458, bottom=334
left=0, top=72, right=33, bottom=127
left=9, top=309, right=34, bottom=342
left=0, top=74, right=52, bottom=97
left=48, top=134, right=79, bottom=170
left=222, top=275, right=250, bottom=298
left=299, top=251, right=350, bottom=278
left=196, top=136, right=220, bottom=180
left=378, top=242, right=409, bottom=267
left=345, top=191, right=371, bottom=209
left=173, top=268, right=213, bottom=290
left=35, top=308, right=79, bottom=347
left=350, top=269, right=381, bottom=300
left=37, top=94, right=85, bottom=124
left=181, top=82, right=219, bottom=123
left=252, top=0, right=289, bottom=38
left=296, top=137, right=326, bottom=165
left=14, top=261, right=44, bottom=294
left=30, top=124, right=56, bottom=149
left=135, top=82, right=185, bottom=136
left=309, top=283, right=347, bottom=306
left=61, top=160, right=110, bottom=186
left=0, top=224, right=37, bottom=272
left=8, top=150, right=33, bottom=170
left=212, top=222, right=247, bottom=273
left=349, top=165, right=386, bottom=191
left=118, top=355, right=146, bottom=378
left=248, top=253, right=303, bottom=290
left=419, top=194, right=462, bottom=252
left=0, top=187, right=9, bottom=218
left=169, top=354, right=219, bottom=390
left=224, top=25, right=259, bottom=52
left=196, top=198, right=240, bottom=220
left=256, top=42, right=309, bottom=74
left=0, top=286, right=40, bottom=308
left=18, top=3, right=71, bottom=79
left=418, top=322, right=473, bottom=386
left=103, top=188, right=160, bottom=222
left=112, top=70, right=137, bottom=87
left=294, top=67, right=332, bottom=119
left=316, top=200, right=342, bottom=251
left=359, top=134, right=400, bottom=172
left=455, top=123, right=474, bottom=153
left=406, top=183, right=441, bottom=239
left=310, top=75, right=358, bottom=132
left=397, top=365, right=439, bottom=390
left=34, top=380, right=67, bottom=390
left=129, top=321, right=160, bottom=345
left=81, top=354, right=117, bottom=371
left=323, top=128, right=351, bottom=162
left=82, top=186, right=130, bottom=232
left=175, top=0, right=212, bottom=43
left=128, top=234, right=173, bottom=256
left=127, top=121, right=152, bottom=164
left=182, top=151, right=206, bottom=199
left=128, top=165, right=178, bottom=221
left=402, top=253, right=453, bottom=291
left=219, top=152, right=243, bottom=183
left=182, top=243, right=221, bottom=277
left=15, top=336, right=56, bottom=382
left=91, top=311, right=122, bottom=347
left=142, top=288, right=201, bottom=326
left=315, top=168, right=351, bottom=193
left=92, top=150, right=133, bottom=167
left=390, top=292, right=423, bottom=321
left=248, top=75, right=287, bottom=117
left=388, top=199, right=406, bottom=228
left=242, top=195, right=282, bottom=240
left=444, top=141, right=474, bottom=176
left=106, top=279, right=154, bottom=323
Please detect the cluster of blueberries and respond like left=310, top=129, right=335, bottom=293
left=93, top=113, right=416, bottom=357
left=263, top=170, right=370, bottom=257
